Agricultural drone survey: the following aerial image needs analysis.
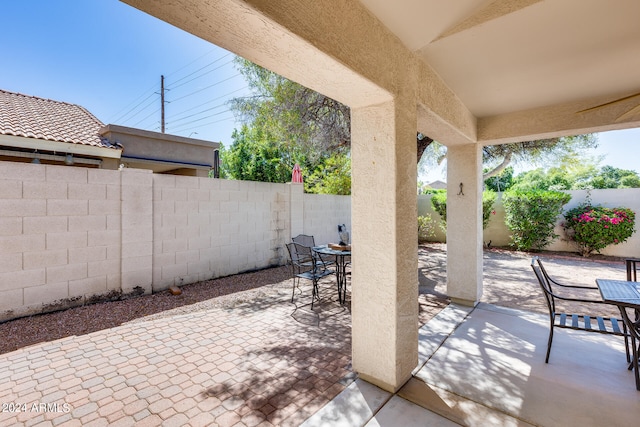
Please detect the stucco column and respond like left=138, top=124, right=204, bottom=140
left=446, top=144, right=483, bottom=305
left=351, top=97, right=418, bottom=392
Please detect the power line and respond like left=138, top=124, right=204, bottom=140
left=169, top=73, right=243, bottom=103
left=168, top=111, right=236, bottom=134
left=110, top=50, right=234, bottom=124
left=169, top=86, right=248, bottom=120
left=168, top=108, right=232, bottom=130
left=168, top=54, right=233, bottom=89
left=169, top=102, right=227, bottom=126
left=119, top=95, right=158, bottom=126
left=110, top=90, right=157, bottom=124
left=170, top=87, right=249, bottom=124
left=165, top=48, right=221, bottom=79
left=131, top=107, right=161, bottom=128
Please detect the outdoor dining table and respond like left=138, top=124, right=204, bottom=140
left=313, top=245, right=351, bottom=305
left=596, top=278, right=640, bottom=390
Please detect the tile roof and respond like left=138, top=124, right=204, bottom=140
left=0, top=89, right=120, bottom=150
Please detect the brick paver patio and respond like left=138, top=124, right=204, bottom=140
left=4, top=244, right=618, bottom=426
left=0, top=284, right=356, bottom=427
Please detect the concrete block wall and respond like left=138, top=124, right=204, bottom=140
left=121, top=169, right=153, bottom=294
left=151, top=176, right=291, bottom=292
left=0, top=162, right=122, bottom=321
left=4, top=160, right=639, bottom=322
left=302, top=193, right=352, bottom=246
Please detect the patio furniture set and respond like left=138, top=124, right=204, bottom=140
left=531, top=256, right=640, bottom=390
left=285, top=233, right=351, bottom=309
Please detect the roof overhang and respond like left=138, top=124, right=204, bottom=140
left=100, top=124, right=219, bottom=169
left=123, top=0, right=640, bottom=145
left=0, top=134, right=122, bottom=158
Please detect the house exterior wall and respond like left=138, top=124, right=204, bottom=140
left=0, top=161, right=352, bottom=322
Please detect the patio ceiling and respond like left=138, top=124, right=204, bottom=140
left=361, top=0, right=640, bottom=143
left=362, top=0, right=640, bottom=118
left=122, top=0, right=640, bottom=144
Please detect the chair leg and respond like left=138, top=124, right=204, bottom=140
left=291, top=276, right=299, bottom=303
left=631, top=335, right=640, bottom=391
left=311, top=277, right=319, bottom=309
left=624, top=329, right=632, bottom=365
left=545, top=321, right=554, bottom=363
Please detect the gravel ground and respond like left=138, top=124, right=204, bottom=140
left=6, top=242, right=621, bottom=356
left=0, top=260, right=450, bottom=355
left=0, top=266, right=294, bottom=355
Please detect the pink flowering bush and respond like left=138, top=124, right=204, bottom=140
left=563, top=204, right=635, bottom=257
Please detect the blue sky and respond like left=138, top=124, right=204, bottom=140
left=2, top=0, right=639, bottom=178
left=1, top=0, right=248, bottom=145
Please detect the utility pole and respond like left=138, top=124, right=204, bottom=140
left=160, top=75, right=165, bottom=133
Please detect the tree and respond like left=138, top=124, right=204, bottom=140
left=589, top=166, right=640, bottom=189
left=305, top=153, right=351, bottom=195
left=230, top=58, right=434, bottom=166
left=230, top=57, right=597, bottom=184
left=220, top=124, right=308, bottom=183
left=507, top=164, right=640, bottom=192
left=229, top=58, right=350, bottom=155
left=420, top=134, right=598, bottom=182
left=484, top=166, right=514, bottom=192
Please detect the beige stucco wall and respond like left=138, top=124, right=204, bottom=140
left=101, top=124, right=218, bottom=175
left=419, top=189, right=640, bottom=257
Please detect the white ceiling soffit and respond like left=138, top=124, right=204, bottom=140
left=360, top=0, right=640, bottom=118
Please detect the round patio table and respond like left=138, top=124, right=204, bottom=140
left=313, top=245, right=351, bottom=304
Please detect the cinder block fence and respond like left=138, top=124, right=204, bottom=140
left=0, top=161, right=350, bottom=322
left=2, top=160, right=637, bottom=322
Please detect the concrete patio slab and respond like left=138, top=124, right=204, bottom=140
left=414, top=303, right=474, bottom=375
left=309, top=301, right=639, bottom=427
left=365, top=395, right=459, bottom=427
left=410, top=303, right=639, bottom=426
left=300, top=379, right=391, bottom=427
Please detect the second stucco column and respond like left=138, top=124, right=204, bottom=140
left=446, top=143, right=483, bottom=305
left=350, top=97, right=418, bottom=392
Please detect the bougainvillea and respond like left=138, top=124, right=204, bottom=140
left=563, top=204, right=635, bottom=257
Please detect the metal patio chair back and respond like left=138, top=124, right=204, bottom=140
left=531, top=257, right=631, bottom=364
left=292, top=234, right=334, bottom=269
left=286, top=242, right=332, bottom=309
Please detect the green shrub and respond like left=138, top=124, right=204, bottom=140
left=430, top=191, right=448, bottom=232
left=563, top=204, right=635, bottom=257
left=481, top=191, right=498, bottom=229
left=429, top=190, right=497, bottom=231
left=418, top=214, right=436, bottom=243
left=503, top=190, right=571, bottom=251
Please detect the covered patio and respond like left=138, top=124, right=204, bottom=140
left=1, top=247, right=638, bottom=426
left=124, top=0, right=640, bottom=394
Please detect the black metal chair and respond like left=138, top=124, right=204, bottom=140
left=286, top=242, right=333, bottom=309
left=625, top=258, right=640, bottom=281
left=531, top=256, right=631, bottom=364
left=292, top=234, right=334, bottom=270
